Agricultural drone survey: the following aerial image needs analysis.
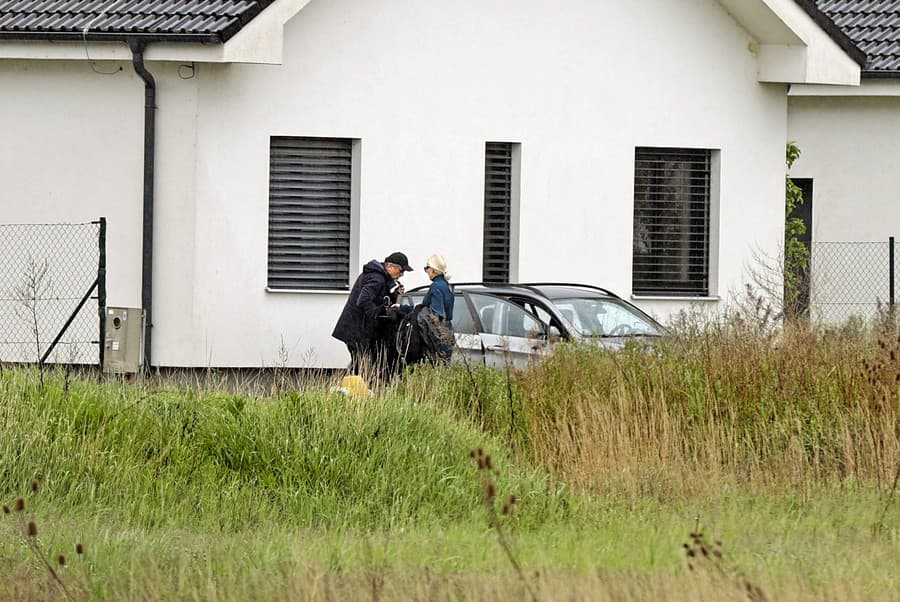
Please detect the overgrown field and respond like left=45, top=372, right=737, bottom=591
left=1, top=317, right=898, bottom=600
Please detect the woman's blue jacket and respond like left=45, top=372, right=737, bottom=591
left=422, top=275, right=454, bottom=329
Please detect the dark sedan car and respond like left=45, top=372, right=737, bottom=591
left=402, top=282, right=664, bottom=369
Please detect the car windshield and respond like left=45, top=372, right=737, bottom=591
left=552, top=297, right=662, bottom=337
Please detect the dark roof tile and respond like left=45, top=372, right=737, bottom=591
left=815, top=0, right=900, bottom=72
left=0, top=0, right=273, bottom=41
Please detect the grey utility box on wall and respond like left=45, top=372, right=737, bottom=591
left=103, top=307, right=145, bottom=374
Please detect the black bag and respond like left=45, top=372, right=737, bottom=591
left=395, top=305, right=453, bottom=366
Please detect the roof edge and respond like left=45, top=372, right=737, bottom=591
left=789, top=79, right=900, bottom=95
left=0, top=0, right=309, bottom=64
left=218, top=0, right=275, bottom=42
left=0, top=31, right=220, bottom=44
left=862, top=70, right=900, bottom=79
left=0, top=0, right=279, bottom=46
left=791, top=0, right=867, bottom=66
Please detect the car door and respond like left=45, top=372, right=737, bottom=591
left=448, top=292, right=484, bottom=364
left=466, top=293, right=548, bottom=370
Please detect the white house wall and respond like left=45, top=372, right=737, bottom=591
left=188, top=0, right=788, bottom=367
left=2, top=0, right=795, bottom=368
left=0, top=60, right=141, bottom=311
left=788, top=96, right=900, bottom=242
left=0, top=59, right=202, bottom=365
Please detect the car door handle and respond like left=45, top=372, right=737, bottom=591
left=487, top=345, right=507, bottom=352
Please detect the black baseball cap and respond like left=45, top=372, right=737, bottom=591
left=384, top=252, right=414, bottom=272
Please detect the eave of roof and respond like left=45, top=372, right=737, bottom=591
left=0, top=0, right=312, bottom=64
left=716, top=0, right=863, bottom=84
left=0, top=30, right=219, bottom=43
left=862, top=70, right=900, bottom=79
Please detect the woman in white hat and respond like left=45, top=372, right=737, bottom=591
left=422, top=254, right=454, bottom=359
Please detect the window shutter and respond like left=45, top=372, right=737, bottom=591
left=632, top=147, right=711, bottom=296
left=483, top=142, right=512, bottom=283
left=267, top=137, right=352, bottom=290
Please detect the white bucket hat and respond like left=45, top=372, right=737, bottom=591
left=425, top=254, right=450, bottom=280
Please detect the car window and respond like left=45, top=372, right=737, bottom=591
left=552, top=297, right=661, bottom=337
left=503, top=295, right=568, bottom=335
left=401, top=293, right=424, bottom=307
left=531, top=304, right=554, bottom=326
left=401, top=292, right=477, bottom=335
left=451, top=295, right=477, bottom=334
left=511, top=298, right=559, bottom=330
left=468, top=293, right=545, bottom=339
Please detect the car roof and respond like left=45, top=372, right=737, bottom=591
left=407, top=281, right=620, bottom=300
left=407, top=282, right=549, bottom=298
left=407, top=282, right=531, bottom=296
left=521, top=284, right=619, bottom=300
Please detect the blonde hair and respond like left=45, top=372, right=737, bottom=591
left=426, top=254, right=451, bottom=280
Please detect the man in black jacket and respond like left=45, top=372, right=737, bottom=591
left=332, top=252, right=414, bottom=376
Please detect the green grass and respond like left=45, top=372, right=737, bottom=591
left=2, top=484, right=895, bottom=600
left=0, top=369, right=564, bottom=533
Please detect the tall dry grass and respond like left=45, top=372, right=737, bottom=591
left=516, top=314, right=899, bottom=498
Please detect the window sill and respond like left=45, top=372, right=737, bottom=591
left=266, top=287, right=350, bottom=295
left=630, top=295, right=720, bottom=302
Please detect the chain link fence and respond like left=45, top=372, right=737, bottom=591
left=809, top=237, right=896, bottom=323
left=0, top=220, right=106, bottom=365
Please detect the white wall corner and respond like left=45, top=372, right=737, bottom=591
left=757, top=44, right=807, bottom=83
left=758, top=0, right=860, bottom=85
left=716, top=0, right=861, bottom=85
left=221, top=0, right=314, bottom=64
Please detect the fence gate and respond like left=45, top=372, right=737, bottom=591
left=0, top=219, right=106, bottom=366
left=810, top=236, right=896, bottom=323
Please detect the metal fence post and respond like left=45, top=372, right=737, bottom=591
left=98, top=217, right=107, bottom=370
left=890, top=235, right=895, bottom=310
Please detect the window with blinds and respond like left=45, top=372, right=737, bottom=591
left=267, top=137, right=352, bottom=290
left=632, top=147, right=711, bottom=296
left=483, top=142, right=513, bottom=283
